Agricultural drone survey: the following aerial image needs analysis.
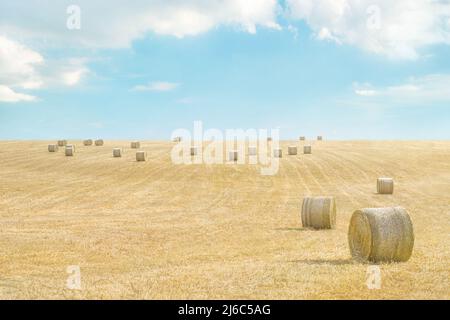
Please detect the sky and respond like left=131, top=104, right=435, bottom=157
left=0, top=0, right=450, bottom=140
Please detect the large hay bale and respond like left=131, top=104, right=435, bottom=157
left=113, top=148, right=122, bottom=157
left=317, top=136, right=323, bottom=141
left=303, top=145, right=312, bottom=154
left=190, top=146, right=198, bottom=156
left=95, top=139, right=104, bottom=146
left=348, top=207, right=414, bottom=263
left=229, top=150, right=238, bottom=162
left=248, top=146, right=257, bottom=156
left=57, top=140, right=67, bottom=147
left=288, top=146, right=298, bottom=155
left=83, top=139, right=93, bottom=146
left=274, top=148, right=282, bottom=158
left=136, top=151, right=147, bottom=161
left=131, top=141, right=140, bottom=149
left=299, top=136, right=305, bottom=141
left=48, top=144, right=58, bottom=152
left=301, top=196, right=336, bottom=229
left=65, top=145, right=75, bottom=156
left=377, top=177, right=394, bottom=194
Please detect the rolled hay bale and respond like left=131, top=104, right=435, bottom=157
left=301, top=196, right=336, bottom=229
left=377, top=177, right=394, bottom=194
left=303, top=145, right=312, bottom=154
left=136, top=151, right=147, bottom=161
left=288, top=146, right=298, bottom=155
left=173, top=136, right=182, bottom=142
left=348, top=207, right=414, bottom=263
left=317, top=136, right=323, bottom=141
left=190, top=146, right=198, bottom=156
left=95, top=139, right=104, bottom=146
left=131, top=141, right=140, bottom=149
left=65, top=145, right=75, bottom=156
left=229, top=150, right=238, bottom=162
left=248, top=146, right=257, bottom=156
left=274, top=148, right=282, bottom=158
left=83, top=139, right=93, bottom=146
left=267, top=137, right=272, bottom=142
left=57, top=140, right=67, bottom=147
left=299, top=136, right=305, bottom=141
left=113, top=148, right=122, bottom=157
left=48, top=144, right=58, bottom=152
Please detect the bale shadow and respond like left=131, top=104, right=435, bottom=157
left=273, top=227, right=309, bottom=232
left=288, top=258, right=354, bottom=266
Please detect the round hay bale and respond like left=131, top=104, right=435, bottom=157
left=95, top=139, right=104, bottom=146
left=48, top=144, right=58, bottom=152
left=377, top=177, right=394, bottom=194
left=248, top=146, right=257, bottom=156
left=299, top=136, right=305, bottom=141
left=83, top=139, right=93, bottom=146
left=57, top=140, right=67, bottom=147
left=113, top=148, right=122, bottom=157
left=229, top=150, right=238, bottom=162
left=303, top=145, right=312, bottom=154
left=267, top=137, right=272, bottom=142
left=190, top=146, right=198, bottom=156
left=317, top=136, right=323, bottom=141
left=173, top=136, right=182, bottom=142
left=274, top=148, right=282, bottom=158
left=65, top=145, right=75, bottom=156
left=301, top=196, right=336, bottom=229
left=288, top=146, right=297, bottom=155
left=131, top=141, right=140, bottom=149
left=136, top=151, right=147, bottom=161
left=348, top=207, right=414, bottom=263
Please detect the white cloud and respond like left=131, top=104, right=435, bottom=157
left=0, top=85, right=37, bottom=103
left=132, top=81, right=179, bottom=92
left=287, top=0, right=450, bottom=59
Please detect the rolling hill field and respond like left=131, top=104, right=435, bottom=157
left=0, top=140, right=449, bottom=299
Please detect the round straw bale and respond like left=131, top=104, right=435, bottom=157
left=267, top=137, right=272, bottom=142
left=248, top=146, right=257, bottom=156
left=65, top=145, right=75, bottom=156
left=301, top=196, right=336, bottom=229
left=303, top=145, right=312, bottom=154
left=83, top=139, right=93, bottom=146
left=57, top=140, right=67, bottom=147
left=274, top=148, right=282, bottom=158
left=48, top=144, right=58, bottom=152
left=136, top=151, right=147, bottom=161
left=113, top=148, right=122, bottom=157
left=229, top=150, right=238, bottom=162
left=377, top=177, right=394, bottom=194
left=299, top=136, right=305, bottom=141
left=348, top=207, right=414, bottom=263
left=190, top=146, right=198, bottom=156
left=288, top=146, right=297, bottom=155
left=317, top=136, right=323, bottom=141
left=95, top=139, right=104, bottom=146
left=131, top=141, right=140, bottom=149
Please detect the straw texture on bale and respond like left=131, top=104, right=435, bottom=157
left=113, top=148, right=122, bottom=157
left=299, top=136, right=305, bottom=141
left=65, top=145, right=75, bottom=156
left=229, top=150, right=238, bottom=162
left=288, top=146, right=298, bottom=155
left=348, top=207, right=414, bottom=263
left=377, top=177, right=394, bottom=194
left=317, top=136, right=323, bottom=141
left=274, top=148, right=282, bottom=158
left=48, top=144, right=58, bottom=152
left=301, top=196, right=336, bottom=229
left=57, top=140, right=67, bottom=147
left=136, top=151, right=147, bottom=161
left=95, top=139, right=104, bottom=146
left=248, top=146, right=257, bottom=156
left=303, top=145, right=312, bottom=154
left=131, top=142, right=140, bottom=149
left=190, top=146, right=198, bottom=156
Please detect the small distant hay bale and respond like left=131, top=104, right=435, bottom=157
left=303, top=145, right=312, bottom=154
left=57, top=140, right=67, bottom=147
left=274, top=148, right=282, bottom=158
left=113, top=148, right=122, bottom=157
left=190, top=146, right=198, bottom=156
left=83, top=139, right=93, bottom=146
left=377, top=177, right=394, bottom=194
left=348, top=207, right=414, bottom=263
left=131, top=141, right=140, bottom=149
left=136, top=151, right=147, bottom=161
left=301, top=196, right=336, bottom=229
left=229, top=150, right=238, bottom=162
left=267, top=137, right=272, bottom=142
left=48, top=144, right=58, bottom=152
left=248, top=146, right=257, bottom=156
left=288, top=146, right=298, bottom=155
left=65, top=145, right=75, bottom=156
left=173, top=136, right=182, bottom=142
left=95, top=139, right=104, bottom=146
left=317, top=136, right=323, bottom=141
left=299, top=136, right=305, bottom=141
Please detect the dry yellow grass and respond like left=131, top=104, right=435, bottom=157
left=0, top=140, right=449, bottom=299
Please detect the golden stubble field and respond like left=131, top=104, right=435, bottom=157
left=0, top=140, right=449, bottom=299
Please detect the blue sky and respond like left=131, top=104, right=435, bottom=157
left=1, top=0, right=450, bottom=140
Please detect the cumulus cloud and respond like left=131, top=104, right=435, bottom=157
left=286, top=0, right=450, bottom=59
left=132, top=81, right=179, bottom=92
left=0, top=85, right=37, bottom=103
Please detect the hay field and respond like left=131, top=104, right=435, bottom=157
left=0, top=140, right=449, bottom=299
